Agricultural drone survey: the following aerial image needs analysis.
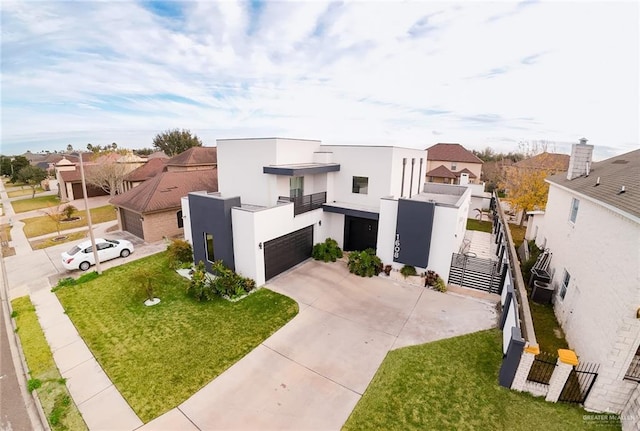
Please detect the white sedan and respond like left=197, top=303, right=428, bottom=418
left=61, top=238, right=134, bottom=271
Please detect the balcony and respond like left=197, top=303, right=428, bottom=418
left=279, top=192, right=327, bottom=216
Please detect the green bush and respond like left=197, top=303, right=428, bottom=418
left=521, top=240, right=542, bottom=287
left=425, top=270, right=447, bottom=292
left=27, top=378, right=42, bottom=392
left=185, top=261, right=215, bottom=301
left=312, top=238, right=343, bottom=262
left=210, top=261, right=257, bottom=299
left=348, top=249, right=382, bottom=277
left=167, top=239, right=193, bottom=269
left=400, top=265, right=417, bottom=278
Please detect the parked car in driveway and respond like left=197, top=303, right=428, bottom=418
left=61, top=238, right=134, bottom=271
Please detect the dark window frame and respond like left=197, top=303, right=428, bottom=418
left=204, top=233, right=215, bottom=263
left=177, top=210, right=184, bottom=228
left=352, top=176, right=369, bottom=194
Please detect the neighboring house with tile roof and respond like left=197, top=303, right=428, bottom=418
left=425, top=143, right=483, bottom=185
left=55, top=157, right=110, bottom=200
left=165, top=146, right=217, bottom=172
left=525, top=139, right=640, bottom=414
left=110, top=170, right=218, bottom=242
left=121, top=158, right=167, bottom=192
left=513, top=152, right=570, bottom=172
left=110, top=146, right=218, bottom=242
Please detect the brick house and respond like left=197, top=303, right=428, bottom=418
left=528, top=139, right=640, bottom=414
left=110, top=147, right=218, bottom=242
left=425, top=143, right=483, bottom=185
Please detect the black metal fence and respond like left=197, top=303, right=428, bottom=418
left=448, top=253, right=506, bottom=294
left=527, top=351, right=557, bottom=385
left=279, top=192, right=327, bottom=216
left=559, top=362, right=600, bottom=404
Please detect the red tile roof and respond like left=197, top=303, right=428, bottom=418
left=426, top=165, right=457, bottom=179
left=124, top=158, right=167, bottom=182
left=166, top=146, right=217, bottom=168
left=426, top=143, right=483, bottom=164
left=456, top=167, right=477, bottom=179
left=110, top=169, right=218, bottom=213
left=59, top=164, right=98, bottom=182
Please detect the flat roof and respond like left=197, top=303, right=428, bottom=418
left=410, top=192, right=461, bottom=206
left=322, top=201, right=379, bottom=220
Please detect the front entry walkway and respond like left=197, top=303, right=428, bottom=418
left=144, top=260, right=498, bottom=430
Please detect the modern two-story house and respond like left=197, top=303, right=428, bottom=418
left=182, top=138, right=471, bottom=286
left=528, top=139, right=640, bottom=414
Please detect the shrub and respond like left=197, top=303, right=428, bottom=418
left=400, top=265, right=417, bottom=278
left=132, top=267, right=155, bottom=301
left=185, top=261, right=215, bottom=301
left=383, top=265, right=392, bottom=276
left=312, top=238, right=343, bottom=262
left=425, top=270, right=447, bottom=292
left=210, top=260, right=257, bottom=299
left=348, top=249, right=382, bottom=277
left=27, top=378, right=42, bottom=392
left=167, top=239, right=193, bottom=269
left=61, top=204, right=77, bottom=221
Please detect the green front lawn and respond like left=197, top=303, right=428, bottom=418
left=30, top=231, right=88, bottom=250
left=55, top=253, right=298, bottom=422
left=466, top=218, right=493, bottom=233
left=343, top=329, right=619, bottom=431
left=11, top=195, right=61, bottom=213
left=7, top=186, right=45, bottom=198
left=22, top=205, right=116, bottom=238
left=11, top=297, right=87, bottom=430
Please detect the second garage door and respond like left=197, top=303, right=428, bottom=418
left=121, top=209, right=144, bottom=239
left=264, top=225, right=313, bottom=281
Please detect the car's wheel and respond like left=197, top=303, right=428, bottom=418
left=79, top=261, right=91, bottom=271
left=120, top=249, right=131, bottom=258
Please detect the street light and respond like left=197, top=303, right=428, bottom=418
left=78, top=152, right=102, bottom=274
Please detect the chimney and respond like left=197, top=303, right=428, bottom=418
left=566, top=138, right=594, bottom=180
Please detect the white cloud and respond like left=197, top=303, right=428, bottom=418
left=1, top=0, right=637, bottom=160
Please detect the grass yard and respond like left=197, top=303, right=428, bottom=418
left=31, top=230, right=87, bottom=250
left=466, top=218, right=493, bottom=233
left=343, top=329, right=620, bottom=431
left=1, top=223, right=15, bottom=257
left=11, top=195, right=61, bottom=213
left=11, top=297, right=87, bottom=430
left=22, top=205, right=116, bottom=238
left=7, top=186, right=45, bottom=198
left=55, top=252, right=298, bottom=422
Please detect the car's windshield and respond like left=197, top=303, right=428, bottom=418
left=67, top=246, right=81, bottom=255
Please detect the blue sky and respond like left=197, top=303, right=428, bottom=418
left=1, top=0, right=638, bottom=160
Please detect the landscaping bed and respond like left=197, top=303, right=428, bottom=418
left=343, top=329, right=620, bottom=430
left=55, top=252, right=298, bottom=422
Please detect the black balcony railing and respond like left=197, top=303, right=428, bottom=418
left=279, top=191, right=327, bottom=216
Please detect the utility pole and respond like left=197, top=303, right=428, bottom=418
left=78, top=152, right=102, bottom=274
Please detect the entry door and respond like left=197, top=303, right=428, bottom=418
left=344, top=216, right=378, bottom=251
left=264, top=226, right=313, bottom=280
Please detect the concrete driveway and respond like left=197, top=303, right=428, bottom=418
left=149, top=260, right=498, bottom=430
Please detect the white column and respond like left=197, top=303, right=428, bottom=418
left=545, top=349, right=579, bottom=403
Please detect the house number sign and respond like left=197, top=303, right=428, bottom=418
left=394, top=233, right=401, bottom=259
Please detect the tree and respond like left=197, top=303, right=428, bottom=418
left=10, top=156, right=29, bottom=183
left=0, top=156, right=11, bottom=176
left=42, top=203, right=65, bottom=238
left=16, top=165, right=47, bottom=198
left=152, top=128, right=202, bottom=156
left=85, top=161, right=128, bottom=196
left=66, top=144, right=74, bottom=152
left=133, top=147, right=154, bottom=156
left=500, top=168, right=551, bottom=226
left=62, top=204, right=77, bottom=221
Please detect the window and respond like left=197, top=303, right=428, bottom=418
left=451, top=162, right=457, bottom=171
left=569, top=198, right=579, bottom=223
left=352, top=176, right=369, bottom=194
left=290, top=177, right=304, bottom=198
left=559, top=269, right=570, bottom=300
left=205, top=233, right=215, bottom=262
left=177, top=210, right=183, bottom=228
left=624, top=345, right=640, bottom=382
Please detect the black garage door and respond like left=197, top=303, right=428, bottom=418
left=264, top=225, right=313, bottom=280
left=71, top=182, right=109, bottom=199
left=121, top=209, right=144, bottom=239
left=344, top=216, right=378, bottom=252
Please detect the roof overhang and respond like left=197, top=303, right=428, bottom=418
left=263, top=163, right=340, bottom=176
left=322, top=202, right=379, bottom=220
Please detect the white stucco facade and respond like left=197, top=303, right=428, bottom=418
left=188, top=137, right=471, bottom=290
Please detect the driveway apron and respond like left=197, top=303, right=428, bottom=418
left=164, top=260, right=497, bottom=430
